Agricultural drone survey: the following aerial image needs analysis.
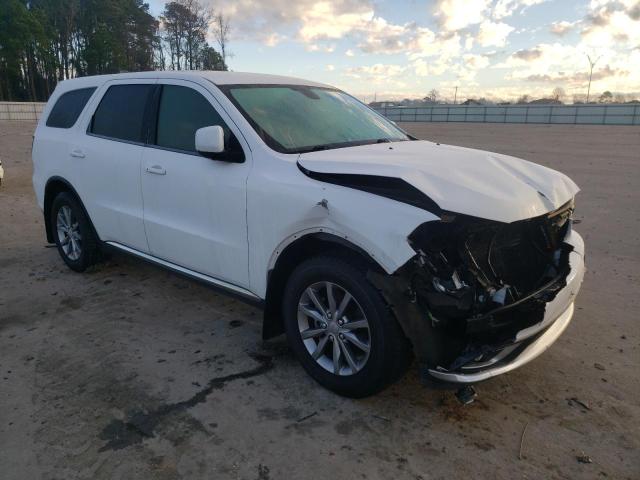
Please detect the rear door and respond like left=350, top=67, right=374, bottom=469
left=140, top=79, right=251, bottom=288
left=77, top=79, right=156, bottom=252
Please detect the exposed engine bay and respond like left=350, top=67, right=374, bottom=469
left=370, top=199, right=576, bottom=375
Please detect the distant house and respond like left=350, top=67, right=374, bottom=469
left=461, top=99, right=483, bottom=105
left=368, top=101, right=395, bottom=109
left=528, top=98, right=562, bottom=105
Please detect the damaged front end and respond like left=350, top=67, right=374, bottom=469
left=370, top=199, right=585, bottom=384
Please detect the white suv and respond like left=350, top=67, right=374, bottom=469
left=32, top=71, right=585, bottom=397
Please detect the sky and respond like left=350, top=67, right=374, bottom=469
left=146, top=0, right=640, bottom=102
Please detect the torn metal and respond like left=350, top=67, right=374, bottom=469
left=370, top=199, right=577, bottom=381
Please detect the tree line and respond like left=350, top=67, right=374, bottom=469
left=374, top=87, right=639, bottom=108
left=0, top=0, right=230, bottom=102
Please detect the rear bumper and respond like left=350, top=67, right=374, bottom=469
left=426, top=230, right=585, bottom=384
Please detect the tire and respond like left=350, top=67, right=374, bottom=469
left=283, top=255, right=412, bottom=398
left=50, top=192, right=100, bottom=272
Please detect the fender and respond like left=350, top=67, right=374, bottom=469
left=267, top=227, right=387, bottom=276
left=262, top=230, right=388, bottom=340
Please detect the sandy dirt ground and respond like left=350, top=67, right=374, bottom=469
left=0, top=120, right=638, bottom=480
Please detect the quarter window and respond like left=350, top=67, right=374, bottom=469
left=155, top=85, right=231, bottom=153
left=46, top=87, right=96, bottom=129
left=90, top=84, right=155, bottom=143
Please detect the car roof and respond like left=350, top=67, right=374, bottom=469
left=54, top=71, right=333, bottom=93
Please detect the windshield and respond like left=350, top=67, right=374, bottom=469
left=221, top=85, right=410, bottom=153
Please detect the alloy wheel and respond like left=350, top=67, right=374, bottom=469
left=56, top=205, right=82, bottom=261
left=297, top=281, right=371, bottom=376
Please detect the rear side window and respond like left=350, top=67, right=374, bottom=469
left=155, top=85, right=230, bottom=152
left=46, top=87, right=96, bottom=128
left=90, top=84, right=155, bottom=143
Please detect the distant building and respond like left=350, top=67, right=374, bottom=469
left=528, top=98, right=562, bottom=105
left=368, top=101, right=396, bottom=108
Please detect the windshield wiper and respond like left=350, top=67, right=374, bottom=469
left=295, top=145, right=330, bottom=154
left=294, top=138, right=399, bottom=154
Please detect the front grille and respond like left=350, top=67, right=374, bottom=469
left=463, top=200, right=573, bottom=296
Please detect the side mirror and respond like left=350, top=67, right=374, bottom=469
left=195, top=125, right=225, bottom=155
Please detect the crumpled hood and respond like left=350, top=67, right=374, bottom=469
left=298, top=140, right=579, bottom=223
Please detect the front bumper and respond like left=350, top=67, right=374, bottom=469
left=426, top=229, right=585, bottom=384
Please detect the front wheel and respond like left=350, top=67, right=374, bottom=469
left=282, top=255, right=412, bottom=397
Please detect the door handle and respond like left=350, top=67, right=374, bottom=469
left=69, top=148, right=85, bottom=158
left=146, top=165, right=166, bottom=175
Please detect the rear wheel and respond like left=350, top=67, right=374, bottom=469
left=51, top=192, right=100, bottom=272
left=283, top=255, right=412, bottom=397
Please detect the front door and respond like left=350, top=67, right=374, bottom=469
left=140, top=80, right=251, bottom=288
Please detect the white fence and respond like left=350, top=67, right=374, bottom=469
left=3, top=101, right=640, bottom=125
left=374, top=103, right=640, bottom=125
left=0, top=102, right=46, bottom=121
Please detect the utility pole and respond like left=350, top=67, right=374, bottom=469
left=586, top=54, right=601, bottom=103
left=454, top=86, right=458, bottom=105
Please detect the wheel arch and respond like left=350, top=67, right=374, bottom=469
left=262, top=232, right=387, bottom=340
left=43, top=176, right=98, bottom=244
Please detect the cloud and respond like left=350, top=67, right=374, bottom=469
left=217, top=0, right=454, bottom=57
left=476, top=20, right=515, bottom=47
left=217, top=0, right=514, bottom=56
left=493, top=0, right=548, bottom=19
left=263, top=33, right=285, bottom=47
left=463, top=53, right=490, bottom=69
left=412, top=58, right=449, bottom=77
left=345, top=49, right=355, bottom=57
left=411, top=51, right=489, bottom=81
left=215, top=0, right=374, bottom=44
left=307, top=43, right=336, bottom=53
left=498, top=42, right=575, bottom=69
left=512, top=47, right=543, bottom=61
left=342, top=63, right=409, bottom=91
left=579, top=0, right=640, bottom=48
left=496, top=40, right=639, bottom=94
left=357, top=18, right=427, bottom=54
left=407, top=32, right=463, bottom=61
left=549, top=20, right=576, bottom=36
left=345, top=63, right=406, bottom=78
left=298, top=1, right=373, bottom=42
left=522, top=64, right=626, bottom=83
left=435, top=0, right=491, bottom=31
left=464, top=35, right=474, bottom=50
left=326, top=64, right=335, bottom=71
